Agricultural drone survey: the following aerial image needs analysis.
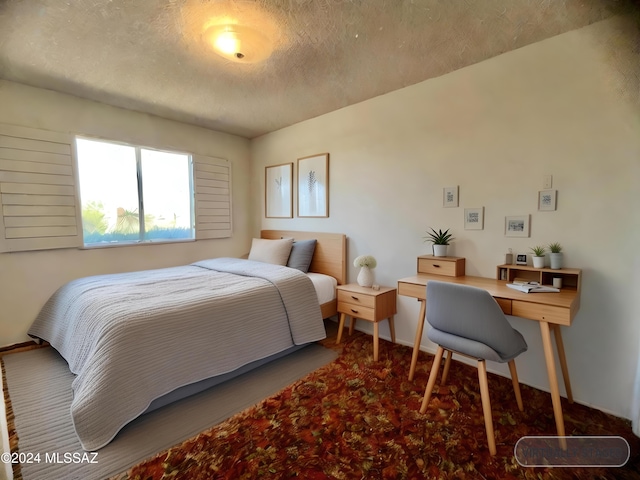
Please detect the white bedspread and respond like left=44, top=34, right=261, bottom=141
left=28, top=258, right=325, bottom=451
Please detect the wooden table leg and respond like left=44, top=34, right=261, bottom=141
left=409, top=299, right=426, bottom=381
left=373, top=321, right=379, bottom=361
left=552, top=324, right=573, bottom=403
left=388, top=316, right=396, bottom=343
left=336, top=313, right=347, bottom=345
left=349, top=317, right=357, bottom=335
left=540, top=321, right=567, bottom=449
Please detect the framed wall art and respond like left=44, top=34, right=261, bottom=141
left=464, top=207, right=484, bottom=230
left=505, top=215, right=530, bottom=237
left=538, top=189, right=557, bottom=211
left=265, top=163, right=293, bottom=218
left=297, top=153, right=329, bottom=217
left=443, top=186, right=459, bottom=207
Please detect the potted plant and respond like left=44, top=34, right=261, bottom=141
left=424, top=228, right=453, bottom=257
left=530, top=245, right=546, bottom=268
left=353, top=255, right=377, bottom=287
left=548, top=242, right=563, bottom=270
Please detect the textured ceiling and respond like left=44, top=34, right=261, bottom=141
left=0, top=0, right=636, bottom=138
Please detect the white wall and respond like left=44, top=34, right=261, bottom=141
left=252, top=16, right=640, bottom=420
left=0, top=80, right=255, bottom=346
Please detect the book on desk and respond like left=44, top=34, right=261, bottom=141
left=506, top=280, right=560, bottom=293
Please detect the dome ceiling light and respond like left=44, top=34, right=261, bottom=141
left=204, top=24, right=273, bottom=64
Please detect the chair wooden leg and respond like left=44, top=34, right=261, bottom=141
left=508, top=359, right=524, bottom=412
left=420, top=346, right=444, bottom=414
left=441, top=350, right=453, bottom=385
left=477, top=360, right=497, bottom=456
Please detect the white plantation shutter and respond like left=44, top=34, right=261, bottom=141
left=192, top=154, right=232, bottom=239
left=0, top=124, right=81, bottom=252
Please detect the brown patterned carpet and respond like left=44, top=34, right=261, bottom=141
left=104, top=329, right=639, bottom=480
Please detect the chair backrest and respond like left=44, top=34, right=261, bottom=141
left=426, top=281, right=525, bottom=359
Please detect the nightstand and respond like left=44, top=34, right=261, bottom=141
left=335, top=283, right=397, bottom=361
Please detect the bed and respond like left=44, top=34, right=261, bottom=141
left=27, top=230, right=347, bottom=451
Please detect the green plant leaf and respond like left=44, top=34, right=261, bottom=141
left=548, top=242, right=562, bottom=253
left=530, top=245, right=546, bottom=256
left=423, top=228, right=453, bottom=245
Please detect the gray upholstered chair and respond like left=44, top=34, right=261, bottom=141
left=419, top=281, right=528, bottom=455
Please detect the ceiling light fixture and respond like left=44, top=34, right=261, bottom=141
left=204, top=24, right=273, bottom=64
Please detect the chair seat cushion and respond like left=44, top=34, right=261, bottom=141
left=427, top=326, right=528, bottom=363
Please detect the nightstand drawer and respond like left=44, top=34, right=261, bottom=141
left=337, top=290, right=376, bottom=308
left=337, top=303, right=376, bottom=321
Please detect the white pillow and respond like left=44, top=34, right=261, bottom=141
left=248, top=238, right=294, bottom=265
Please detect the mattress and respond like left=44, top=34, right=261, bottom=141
left=28, top=258, right=326, bottom=450
left=307, top=272, right=338, bottom=305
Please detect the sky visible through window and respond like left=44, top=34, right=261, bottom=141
left=76, top=138, right=192, bottom=243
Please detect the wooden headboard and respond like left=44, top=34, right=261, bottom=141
left=260, top=230, right=347, bottom=285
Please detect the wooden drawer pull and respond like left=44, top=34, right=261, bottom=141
left=432, top=264, right=440, bottom=268
left=351, top=295, right=359, bottom=300
left=351, top=309, right=359, bottom=314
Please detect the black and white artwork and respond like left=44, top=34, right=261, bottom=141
left=538, top=189, right=557, bottom=211
left=265, top=163, right=292, bottom=218
left=464, top=207, right=484, bottom=230
left=297, top=153, right=329, bottom=217
left=505, top=215, right=530, bottom=237
left=443, top=186, right=459, bottom=207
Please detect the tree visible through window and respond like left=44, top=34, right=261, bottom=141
left=76, top=138, right=194, bottom=245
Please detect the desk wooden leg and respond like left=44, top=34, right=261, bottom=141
left=540, top=321, right=567, bottom=449
left=409, top=299, right=427, bottom=381
left=373, top=322, right=379, bottom=361
left=552, top=324, right=573, bottom=404
left=336, top=313, right=347, bottom=345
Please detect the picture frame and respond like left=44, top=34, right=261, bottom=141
left=265, top=163, right=293, bottom=218
left=443, top=186, right=459, bottom=208
left=297, top=153, right=329, bottom=217
left=516, top=254, right=528, bottom=265
left=505, top=215, right=530, bottom=237
left=538, top=189, right=557, bottom=211
left=464, top=207, right=484, bottom=230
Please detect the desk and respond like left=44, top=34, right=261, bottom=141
left=398, top=273, right=581, bottom=441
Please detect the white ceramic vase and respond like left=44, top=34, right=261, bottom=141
left=432, top=245, right=448, bottom=257
left=532, top=255, right=545, bottom=268
left=549, top=252, right=563, bottom=270
left=357, top=266, right=374, bottom=287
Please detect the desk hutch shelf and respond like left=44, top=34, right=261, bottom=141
left=496, top=264, right=582, bottom=291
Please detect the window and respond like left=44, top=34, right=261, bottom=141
left=0, top=122, right=231, bottom=253
left=76, top=138, right=194, bottom=245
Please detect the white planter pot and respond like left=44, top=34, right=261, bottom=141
left=432, top=245, right=448, bottom=257
left=532, top=255, right=545, bottom=268
left=549, top=252, right=563, bottom=270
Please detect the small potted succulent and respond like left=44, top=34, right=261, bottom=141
left=548, top=242, right=563, bottom=270
left=424, top=228, right=454, bottom=257
left=530, top=245, right=546, bottom=268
